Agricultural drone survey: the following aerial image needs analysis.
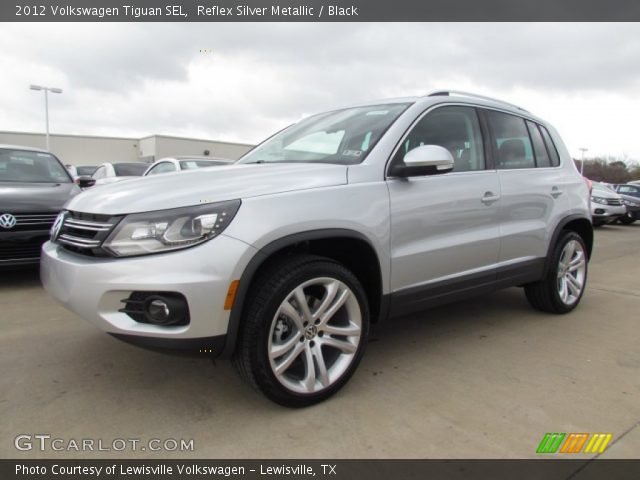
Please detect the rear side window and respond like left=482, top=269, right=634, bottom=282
left=486, top=111, right=535, bottom=169
left=526, top=121, right=551, bottom=168
left=539, top=126, right=561, bottom=167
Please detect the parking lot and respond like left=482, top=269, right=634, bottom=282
left=1, top=225, right=638, bottom=459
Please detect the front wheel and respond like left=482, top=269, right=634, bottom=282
left=525, top=231, right=588, bottom=314
left=234, top=254, right=370, bottom=407
left=619, top=213, right=636, bottom=225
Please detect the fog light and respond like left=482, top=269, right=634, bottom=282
left=120, top=291, right=190, bottom=326
left=144, top=295, right=188, bottom=325
left=147, top=299, right=170, bottom=323
left=595, top=208, right=605, bottom=214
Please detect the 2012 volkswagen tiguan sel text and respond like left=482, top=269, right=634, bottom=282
left=0, top=145, right=79, bottom=267
left=41, top=91, right=593, bottom=406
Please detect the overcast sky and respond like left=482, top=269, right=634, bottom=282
left=1, top=22, right=639, bottom=160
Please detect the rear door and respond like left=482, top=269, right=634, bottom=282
left=387, top=105, right=501, bottom=313
left=483, top=109, right=568, bottom=282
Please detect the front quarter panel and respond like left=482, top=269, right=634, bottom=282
left=223, top=183, right=391, bottom=294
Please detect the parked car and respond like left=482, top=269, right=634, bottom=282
left=144, top=156, right=233, bottom=176
left=590, top=182, right=626, bottom=226
left=78, top=162, right=148, bottom=188
left=76, top=165, right=98, bottom=177
left=611, top=184, right=640, bottom=224
left=42, top=91, right=593, bottom=406
left=0, top=145, right=80, bottom=267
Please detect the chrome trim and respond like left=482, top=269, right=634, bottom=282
left=65, top=219, right=113, bottom=231
left=58, top=234, right=101, bottom=248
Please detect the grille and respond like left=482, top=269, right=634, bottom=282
left=1, top=212, right=58, bottom=232
left=0, top=238, right=46, bottom=261
left=56, top=211, right=122, bottom=256
left=606, top=199, right=623, bottom=206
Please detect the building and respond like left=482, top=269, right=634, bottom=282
left=0, top=131, right=254, bottom=166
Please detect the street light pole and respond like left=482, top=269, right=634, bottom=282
left=30, top=84, right=63, bottom=151
left=579, top=147, right=588, bottom=175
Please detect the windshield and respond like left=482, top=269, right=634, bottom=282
left=0, top=148, right=71, bottom=183
left=76, top=166, right=97, bottom=176
left=113, top=163, right=148, bottom=176
left=239, top=103, right=412, bottom=165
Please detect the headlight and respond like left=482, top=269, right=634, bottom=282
left=103, top=200, right=241, bottom=257
left=590, top=196, right=608, bottom=204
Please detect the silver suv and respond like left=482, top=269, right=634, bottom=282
left=41, top=91, right=593, bottom=406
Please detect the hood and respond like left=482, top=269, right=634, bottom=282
left=0, top=182, right=79, bottom=213
left=66, top=163, right=348, bottom=215
left=618, top=192, right=640, bottom=204
left=591, top=188, right=621, bottom=199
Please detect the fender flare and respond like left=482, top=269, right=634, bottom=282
left=543, top=214, right=593, bottom=276
left=220, top=228, right=385, bottom=357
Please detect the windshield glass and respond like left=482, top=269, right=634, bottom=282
left=0, top=148, right=71, bottom=183
left=113, top=163, right=148, bottom=176
left=239, top=103, right=412, bottom=165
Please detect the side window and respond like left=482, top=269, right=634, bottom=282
left=92, top=166, right=106, bottom=179
left=147, top=162, right=176, bottom=175
left=539, top=126, right=561, bottom=167
left=393, top=106, right=485, bottom=172
left=526, top=121, right=550, bottom=168
left=486, top=111, right=534, bottom=169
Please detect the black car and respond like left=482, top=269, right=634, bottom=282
left=613, top=184, right=640, bottom=224
left=0, top=145, right=80, bottom=267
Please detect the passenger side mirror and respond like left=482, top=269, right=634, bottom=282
left=76, top=175, right=96, bottom=189
left=391, top=145, right=455, bottom=177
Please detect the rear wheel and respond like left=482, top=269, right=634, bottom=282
left=525, top=231, right=588, bottom=314
left=234, top=254, right=369, bottom=407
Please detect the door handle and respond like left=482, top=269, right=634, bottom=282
left=551, top=186, right=563, bottom=199
left=481, top=192, right=500, bottom=205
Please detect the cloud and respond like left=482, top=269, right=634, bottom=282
left=1, top=22, right=640, bottom=158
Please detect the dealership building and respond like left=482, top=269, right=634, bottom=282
left=0, top=130, right=254, bottom=165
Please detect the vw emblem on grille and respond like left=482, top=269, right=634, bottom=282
left=50, top=212, right=66, bottom=241
left=0, top=213, right=17, bottom=229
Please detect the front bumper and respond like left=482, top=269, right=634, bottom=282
left=40, top=234, right=257, bottom=353
left=591, top=203, right=626, bottom=224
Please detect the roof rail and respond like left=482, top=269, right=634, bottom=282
left=426, top=90, right=529, bottom=113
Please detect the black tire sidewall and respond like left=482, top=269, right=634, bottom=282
left=249, top=258, right=370, bottom=406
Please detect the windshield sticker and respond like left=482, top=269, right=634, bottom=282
left=366, top=110, right=389, bottom=116
left=343, top=150, right=362, bottom=157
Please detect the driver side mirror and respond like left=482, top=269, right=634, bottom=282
left=390, top=145, right=455, bottom=177
left=76, top=176, right=96, bottom=189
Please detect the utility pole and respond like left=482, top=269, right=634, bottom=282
left=30, top=84, right=63, bottom=151
left=579, top=147, right=588, bottom=175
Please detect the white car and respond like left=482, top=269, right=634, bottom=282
left=144, top=156, right=233, bottom=176
left=590, top=182, right=626, bottom=226
left=78, top=162, right=148, bottom=188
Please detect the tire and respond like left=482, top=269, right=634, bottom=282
left=524, top=231, right=588, bottom=314
left=618, top=213, right=636, bottom=225
left=233, top=254, right=370, bottom=407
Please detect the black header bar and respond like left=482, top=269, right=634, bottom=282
left=4, top=0, right=640, bottom=22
